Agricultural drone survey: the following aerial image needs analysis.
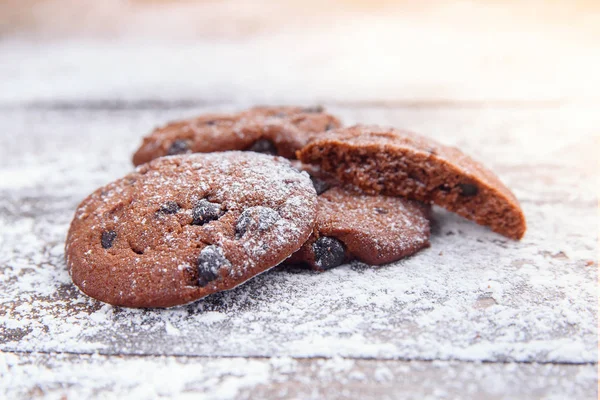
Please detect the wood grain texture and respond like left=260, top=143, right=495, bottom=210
left=0, top=104, right=598, bottom=398
left=2, top=3, right=599, bottom=393
left=1, top=352, right=597, bottom=400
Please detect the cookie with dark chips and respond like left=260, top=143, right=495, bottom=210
left=132, top=106, right=341, bottom=166
left=298, top=125, right=526, bottom=240
left=66, top=152, right=317, bottom=308
left=287, top=165, right=431, bottom=271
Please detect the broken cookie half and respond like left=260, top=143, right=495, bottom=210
left=298, top=125, right=526, bottom=240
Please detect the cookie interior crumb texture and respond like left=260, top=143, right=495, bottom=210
left=298, top=125, right=526, bottom=240
left=65, top=152, right=317, bottom=308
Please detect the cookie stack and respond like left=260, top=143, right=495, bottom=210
left=65, top=106, right=526, bottom=308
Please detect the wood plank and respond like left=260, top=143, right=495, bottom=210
left=1, top=105, right=597, bottom=364
left=1, top=352, right=597, bottom=400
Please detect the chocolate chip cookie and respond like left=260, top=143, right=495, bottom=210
left=287, top=166, right=431, bottom=270
left=132, top=106, right=341, bottom=166
left=66, top=152, right=317, bottom=308
left=298, top=125, right=526, bottom=240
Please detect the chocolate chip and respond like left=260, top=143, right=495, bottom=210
left=313, top=237, right=345, bottom=270
left=197, top=245, right=231, bottom=287
left=247, top=139, right=277, bottom=155
left=458, top=183, right=479, bottom=197
left=236, top=206, right=280, bottom=238
left=205, top=120, right=216, bottom=125
left=409, top=172, right=424, bottom=184
left=101, top=231, right=117, bottom=249
left=302, top=105, right=324, bottom=113
left=438, top=184, right=451, bottom=192
left=159, top=201, right=180, bottom=214
left=192, top=199, right=223, bottom=226
left=374, top=207, right=388, bottom=214
left=167, top=139, right=190, bottom=156
left=235, top=215, right=251, bottom=238
left=325, top=123, right=336, bottom=131
left=310, top=176, right=331, bottom=195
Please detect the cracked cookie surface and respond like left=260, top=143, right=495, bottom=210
left=66, top=152, right=317, bottom=308
left=287, top=165, right=431, bottom=270
left=132, top=106, right=341, bottom=166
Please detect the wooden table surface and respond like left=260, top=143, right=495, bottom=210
left=0, top=3, right=598, bottom=398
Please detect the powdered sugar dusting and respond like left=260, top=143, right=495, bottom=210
left=0, top=352, right=596, bottom=399
left=64, top=151, right=317, bottom=306
left=313, top=186, right=431, bottom=263
left=0, top=106, right=597, bottom=398
left=132, top=106, right=340, bottom=166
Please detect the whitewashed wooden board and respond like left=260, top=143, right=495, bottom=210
left=2, top=353, right=596, bottom=400
left=1, top=6, right=599, bottom=393
left=0, top=103, right=597, bottom=399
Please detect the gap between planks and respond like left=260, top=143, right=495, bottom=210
left=2, top=349, right=597, bottom=366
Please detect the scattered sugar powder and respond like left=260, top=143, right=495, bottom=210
left=0, top=105, right=597, bottom=398
left=0, top=351, right=274, bottom=400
